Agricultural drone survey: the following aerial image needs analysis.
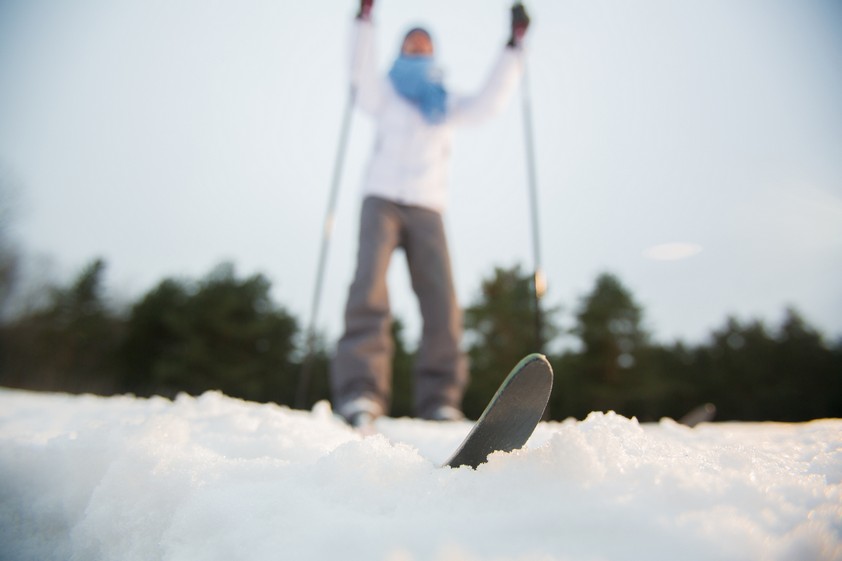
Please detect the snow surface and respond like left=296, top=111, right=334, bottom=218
left=1, top=388, right=840, bottom=561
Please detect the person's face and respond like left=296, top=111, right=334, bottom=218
left=402, top=31, right=434, bottom=56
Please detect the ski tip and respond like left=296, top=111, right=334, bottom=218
left=525, top=352, right=549, bottom=363
left=442, top=354, right=554, bottom=470
left=499, top=354, right=553, bottom=393
left=514, top=353, right=553, bottom=374
left=495, top=353, right=553, bottom=398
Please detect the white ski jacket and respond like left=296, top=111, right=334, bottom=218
left=350, top=19, right=523, bottom=213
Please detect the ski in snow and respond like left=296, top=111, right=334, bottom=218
left=444, top=353, right=553, bottom=469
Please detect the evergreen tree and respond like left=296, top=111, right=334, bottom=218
left=692, top=310, right=842, bottom=421
left=772, top=308, right=837, bottom=420
left=463, top=265, right=558, bottom=418
left=574, top=273, right=647, bottom=383
left=0, top=173, right=18, bottom=320
left=0, top=259, right=123, bottom=394
left=569, top=272, right=660, bottom=418
left=120, top=263, right=298, bottom=403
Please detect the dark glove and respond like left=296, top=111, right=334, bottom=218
left=507, top=3, right=531, bottom=48
left=357, top=0, right=373, bottom=20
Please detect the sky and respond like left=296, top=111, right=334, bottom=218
left=0, top=0, right=841, bottom=349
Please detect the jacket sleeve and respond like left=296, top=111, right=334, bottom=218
left=350, top=19, right=387, bottom=116
left=447, top=48, right=524, bottom=126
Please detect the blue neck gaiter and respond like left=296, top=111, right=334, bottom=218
left=388, top=55, right=448, bottom=124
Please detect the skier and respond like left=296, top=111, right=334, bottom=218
left=332, top=0, right=531, bottom=427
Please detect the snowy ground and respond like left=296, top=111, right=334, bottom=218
left=1, top=388, right=840, bottom=561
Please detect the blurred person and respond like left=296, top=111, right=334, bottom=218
left=331, top=0, right=531, bottom=427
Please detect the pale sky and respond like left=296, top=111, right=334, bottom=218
left=1, top=0, right=841, bottom=349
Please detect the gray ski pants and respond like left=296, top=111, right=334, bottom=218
left=331, top=196, right=468, bottom=419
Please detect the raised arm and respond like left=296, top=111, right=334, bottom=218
left=349, top=0, right=386, bottom=116
left=448, top=3, right=531, bottom=126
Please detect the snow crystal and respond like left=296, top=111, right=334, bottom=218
left=1, top=389, right=840, bottom=561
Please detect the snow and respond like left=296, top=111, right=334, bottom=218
left=1, top=388, right=840, bottom=561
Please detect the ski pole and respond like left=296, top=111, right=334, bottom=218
left=517, top=18, right=546, bottom=353
left=295, top=86, right=356, bottom=409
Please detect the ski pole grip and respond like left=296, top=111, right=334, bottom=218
left=357, top=0, right=373, bottom=20
left=508, top=3, right=531, bottom=47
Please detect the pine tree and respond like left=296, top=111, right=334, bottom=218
left=571, top=273, right=651, bottom=416
left=120, top=263, right=298, bottom=403
left=463, top=265, right=558, bottom=418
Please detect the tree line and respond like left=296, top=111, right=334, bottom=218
left=0, top=259, right=839, bottom=422
left=464, top=267, right=841, bottom=422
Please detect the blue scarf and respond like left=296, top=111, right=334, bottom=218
left=388, top=55, right=448, bottom=124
